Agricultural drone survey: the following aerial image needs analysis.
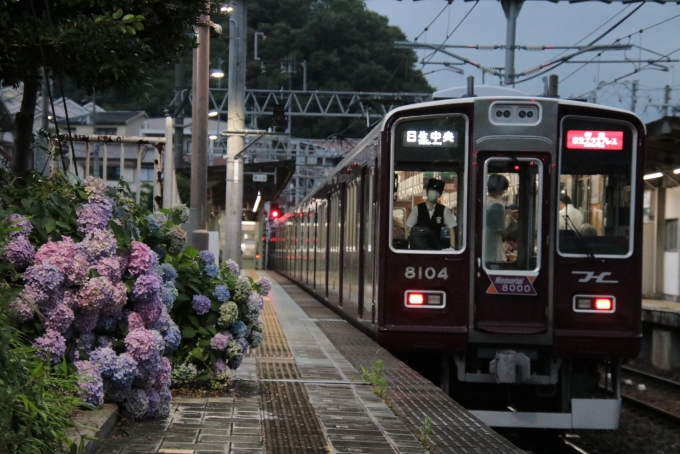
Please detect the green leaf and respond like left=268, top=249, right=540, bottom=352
left=184, top=247, right=199, bottom=259
left=94, top=16, right=103, bottom=24
left=198, top=327, right=210, bottom=336
left=190, top=347, right=203, bottom=360
left=44, top=218, right=56, bottom=233
left=182, top=327, right=197, bottom=338
left=187, top=315, right=200, bottom=328
left=112, top=8, right=124, bottom=20
left=135, top=15, right=145, bottom=21
left=125, top=26, right=136, bottom=35
left=116, top=23, right=126, bottom=34
left=122, top=14, right=135, bottom=23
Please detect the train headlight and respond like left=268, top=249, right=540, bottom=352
left=404, top=290, right=446, bottom=309
left=573, top=295, right=616, bottom=313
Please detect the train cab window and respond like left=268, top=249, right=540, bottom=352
left=483, top=159, right=543, bottom=272
left=558, top=118, right=637, bottom=257
left=390, top=114, right=468, bottom=253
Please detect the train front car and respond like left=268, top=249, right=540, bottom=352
left=382, top=94, right=645, bottom=430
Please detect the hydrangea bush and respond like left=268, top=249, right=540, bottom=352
left=166, top=248, right=270, bottom=383
left=0, top=173, right=190, bottom=420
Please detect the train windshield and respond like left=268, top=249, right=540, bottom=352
left=390, top=114, right=468, bottom=253
left=483, top=159, right=543, bottom=272
left=558, top=117, right=637, bottom=257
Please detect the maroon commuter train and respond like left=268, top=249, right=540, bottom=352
left=269, top=86, right=645, bottom=429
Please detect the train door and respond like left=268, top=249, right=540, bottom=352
left=472, top=154, right=551, bottom=339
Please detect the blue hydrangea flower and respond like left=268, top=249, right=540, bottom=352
left=199, top=250, right=215, bottom=265
left=228, top=355, right=243, bottom=370
left=145, top=212, right=168, bottom=233
left=248, top=331, right=264, bottom=349
left=229, top=320, right=248, bottom=339
left=213, top=285, right=230, bottom=302
left=89, top=347, right=118, bottom=377
left=161, top=282, right=178, bottom=311
left=159, top=263, right=177, bottom=283
left=145, top=388, right=161, bottom=418
left=204, top=264, right=219, bottom=278
left=110, top=353, right=138, bottom=389
left=192, top=295, right=211, bottom=315
left=163, top=325, right=181, bottom=354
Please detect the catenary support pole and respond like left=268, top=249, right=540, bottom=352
left=501, top=0, right=524, bottom=86
left=223, top=0, right=247, bottom=267
left=163, top=111, right=174, bottom=209
left=190, top=8, right=211, bottom=251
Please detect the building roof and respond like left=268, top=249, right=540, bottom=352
left=64, top=111, right=148, bottom=126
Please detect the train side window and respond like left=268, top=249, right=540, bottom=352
left=558, top=118, right=637, bottom=258
left=390, top=114, right=468, bottom=254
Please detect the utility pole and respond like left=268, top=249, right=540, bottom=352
left=664, top=85, right=671, bottom=117
left=189, top=6, right=211, bottom=251
left=223, top=0, right=247, bottom=267
left=501, top=0, right=524, bottom=86
left=631, top=80, right=638, bottom=113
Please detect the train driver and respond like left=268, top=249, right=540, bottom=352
left=405, top=178, right=457, bottom=250
left=559, top=194, right=584, bottom=230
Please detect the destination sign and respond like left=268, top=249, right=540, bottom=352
left=566, top=130, right=624, bottom=150
left=403, top=130, right=458, bottom=147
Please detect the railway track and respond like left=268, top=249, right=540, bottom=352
left=618, top=365, right=680, bottom=424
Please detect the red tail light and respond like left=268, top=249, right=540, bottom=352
left=408, top=293, right=424, bottom=305
left=595, top=298, right=612, bottom=311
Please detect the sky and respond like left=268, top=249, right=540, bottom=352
left=365, top=0, right=680, bottom=123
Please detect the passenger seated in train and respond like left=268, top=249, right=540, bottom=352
left=405, top=178, right=457, bottom=250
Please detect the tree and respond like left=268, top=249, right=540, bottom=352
left=0, top=0, right=213, bottom=175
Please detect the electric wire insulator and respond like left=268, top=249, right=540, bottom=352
left=479, top=64, right=497, bottom=74
left=524, top=45, right=544, bottom=52
left=520, top=65, right=543, bottom=76
left=477, top=44, right=497, bottom=51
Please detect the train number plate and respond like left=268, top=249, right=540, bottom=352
left=404, top=266, right=448, bottom=280
left=486, top=274, right=537, bottom=296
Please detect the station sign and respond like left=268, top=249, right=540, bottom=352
left=253, top=173, right=267, bottom=182
left=566, top=130, right=624, bottom=150
left=403, top=130, right=458, bottom=147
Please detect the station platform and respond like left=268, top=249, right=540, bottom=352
left=95, top=270, right=521, bottom=454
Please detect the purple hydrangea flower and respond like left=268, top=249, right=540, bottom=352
left=33, top=329, right=66, bottom=363
left=110, top=353, right=138, bottom=389
left=23, top=264, right=63, bottom=293
left=127, top=241, right=155, bottom=277
left=214, top=358, right=227, bottom=374
left=134, top=294, right=163, bottom=327
left=229, top=320, right=248, bottom=339
left=225, top=259, right=239, bottom=276
left=132, top=272, right=162, bottom=303
left=75, top=360, right=104, bottom=407
left=256, top=276, right=272, bottom=296
left=3, top=236, right=35, bottom=269
left=70, top=333, right=97, bottom=361
left=7, top=213, right=32, bottom=238
left=191, top=295, right=211, bottom=315
left=153, top=357, right=172, bottom=390
left=145, top=388, right=161, bottom=418
left=35, top=237, right=89, bottom=285
left=163, top=325, right=181, bottom=354
left=72, top=310, right=99, bottom=334
left=80, top=229, right=117, bottom=261
left=122, top=388, right=149, bottom=420
left=8, top=295, right=34, bottom=323
left=76, top=277, right=114, bottom=313
left=247, top=293, right=264, bottom=313
left=82, top=176, right=108, bottom=203
left=199, top=250, right=215, bottom=265
left=45, top=304, right=75, bottom=333
left=91, top=257, right=122, bottom=282
left=89, top=347, right=118, bottom=377
left=213, top=285, right=230, bottom=302
left=77, top=201, right=113, bottom=233
left=125, top=328, right=164, bottom=362
left=236, top=337, right=249, bottom=357
left=97, top=335, right=113, bottom=348
left=210, top=331, right=233, bottom=351
left=166, top=225, right=186, bottom=255
left=159, top=263, right=177, bottom=282
left=100, top=281, right=127, bottom=317
left=126, top=312, right=146, bottom=331
left=204, top=264, right=219, bottom=278
left=135, top=356, right=161, bottom=388
left=151, top=306, right=172, bottom=333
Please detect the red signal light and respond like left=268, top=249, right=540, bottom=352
left=408, top=293, right=424, bottom=305
left=513, top=165, right=520, bottom=171
left=595, top=298, right=612, bottom=311
left=271, top=209, right=279, bottom=218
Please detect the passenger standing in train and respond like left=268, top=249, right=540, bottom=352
left=405, top=178, right=457, bottom=250
left=558, top=194, right=584, bottom=230
left=485, top=174, right=510, bottom=262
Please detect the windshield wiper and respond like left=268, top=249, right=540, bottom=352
left=563, top=214, right=596, bottom=262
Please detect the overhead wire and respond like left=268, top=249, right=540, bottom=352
left=420, top=0, right=479, bottom=70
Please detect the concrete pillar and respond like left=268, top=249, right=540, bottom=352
left=651, top=328, right=680, bottom=370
